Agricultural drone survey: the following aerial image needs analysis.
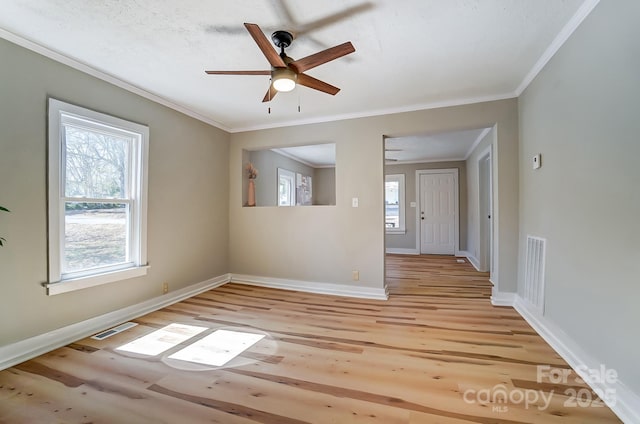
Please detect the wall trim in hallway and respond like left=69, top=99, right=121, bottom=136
left=490, top=289, right=516, bottom=306
left=385, top=248, right=419, bottom=255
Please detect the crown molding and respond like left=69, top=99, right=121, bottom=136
left=230, top=92, right=517, bottom=133
left=464, top=127, right=492, bottom=160
left=0, top=27, right=231, bottom=133
left=515, top=0, right=600, bottom=95
left=385, top=157, right=467, bottom=166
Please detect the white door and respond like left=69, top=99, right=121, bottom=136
left=419, top=171, right=457, bottom=254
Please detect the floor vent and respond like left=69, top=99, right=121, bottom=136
left=91, top=322, right=138, bottom=340
left=524, top=236, right=546, bottom=314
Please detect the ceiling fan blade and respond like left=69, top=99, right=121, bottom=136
left=295, top=3, right=374, bottom=36
left=290, top=42, right=355, bottom=74
left=205, top=25, right=248, bottom=35
left=244, top=23, right=287, bottom=68
left=262, top=85, right=278, bottom=103
left=205, top=70, right=271, bottom=75
left=272, top=0, right=298, bottom=27
left=297, top=73, right=340, bottom=95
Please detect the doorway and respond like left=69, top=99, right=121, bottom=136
left=416, top=169, right=459, bottom=255
left=478, top=149, right=493, bottom=273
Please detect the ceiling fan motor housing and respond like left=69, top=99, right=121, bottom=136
left=272, top=30, right=294, bottom=49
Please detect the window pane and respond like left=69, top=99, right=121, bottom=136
left=64, top=125, right=129, bottom=199
left=64, top=202, right=129, bottom=273
left=385, top=181, right=400, bottom=228
left=279, top=177, right=292, bottom=206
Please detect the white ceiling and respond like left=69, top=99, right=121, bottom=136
left=273, top=143, right=336, bottom=168
left=385, top=128, right=491, bottom=164
left=0, top=0, right=594, bottom=132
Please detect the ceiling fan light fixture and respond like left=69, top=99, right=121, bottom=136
left=272, top=68, right=297, bottom=92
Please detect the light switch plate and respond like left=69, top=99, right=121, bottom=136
left=352, top=197, right=359, bottom=207
left=533, top=153, right=542, bottom=169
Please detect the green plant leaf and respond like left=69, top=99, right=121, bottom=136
left=0, top=206, right=9, bottom=212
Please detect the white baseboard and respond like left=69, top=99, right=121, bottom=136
left=455, top=250, right=470, bottom=257
left=512, top=297, right=640, bottom=423
left=490, top=289, right=517, bottom=306
left=0, top=273, right=231, bottom=371
left=466, top=254, right=481, bottom=271
left=231, top=274, right=389, bottom=300
left=385, top=248, right=419, bottom=255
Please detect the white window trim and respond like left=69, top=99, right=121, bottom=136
left=46, top=98, right=149, bottom=295
left=385, top=173, right=406, bottom=234
left=277, top=168, right=296, bottom=206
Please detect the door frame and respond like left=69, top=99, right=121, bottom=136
left=478, top=146, right=493, bottom=274
left=415, top=168, right=459, bottom=255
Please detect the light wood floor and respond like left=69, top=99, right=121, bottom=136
left=0, top=255, right=621, bottom=423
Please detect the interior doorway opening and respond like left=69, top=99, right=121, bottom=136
left=478, top=148, right=493, bottom=274
left=384, top=127, right=491, bottom=258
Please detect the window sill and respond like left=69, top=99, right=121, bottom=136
left=386, top=229, right=406, bottom=235
left=45, top=265, right=149, bottom=296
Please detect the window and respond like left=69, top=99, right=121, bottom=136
left=385, top=174, right=405, bottom=234
left=278, top=168, right=296, bottom=206
left=47, top=99, right=149, bottom=295
left=295, top=173, right=312, bottom=206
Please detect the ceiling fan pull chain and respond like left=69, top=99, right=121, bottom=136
left=298, top=89, right=301, bottom=113
left=268, top=78, right=272, bottom=114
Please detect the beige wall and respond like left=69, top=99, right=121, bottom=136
left=385, top=161, right=468, bottom=251
left=518, top=0, right=640, bottom=394
left=230, top=99, right=519, bottom=293
left=314, top=168, right=336, bottom=206
left=0, top=38, right=230, bottom=345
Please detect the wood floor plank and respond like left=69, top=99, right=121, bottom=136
left=0, top=255, right=622, bottom=423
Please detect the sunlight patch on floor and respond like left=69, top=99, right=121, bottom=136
left=167, top=329, right=265, bottom=367
left=114, top=323, right=276, bottom=371
left=116, top=323, right=207, bottom=356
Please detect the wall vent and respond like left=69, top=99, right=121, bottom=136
left=524, top=236, right=546, bottom=314
left=91, top=322, right=138, bottom=340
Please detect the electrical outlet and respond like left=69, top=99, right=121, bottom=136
left=352, top=270, right=359, bottom=281
left=162, top=282, right=169, bottom=294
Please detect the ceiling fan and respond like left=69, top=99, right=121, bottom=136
left=205, top=23, right=355, bottom=102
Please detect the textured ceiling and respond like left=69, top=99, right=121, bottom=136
left=386, top=128, right=491, bottom=164
left=0, top=0, right=592, bottom=132
left=273, top=144, right=336, bottom=168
